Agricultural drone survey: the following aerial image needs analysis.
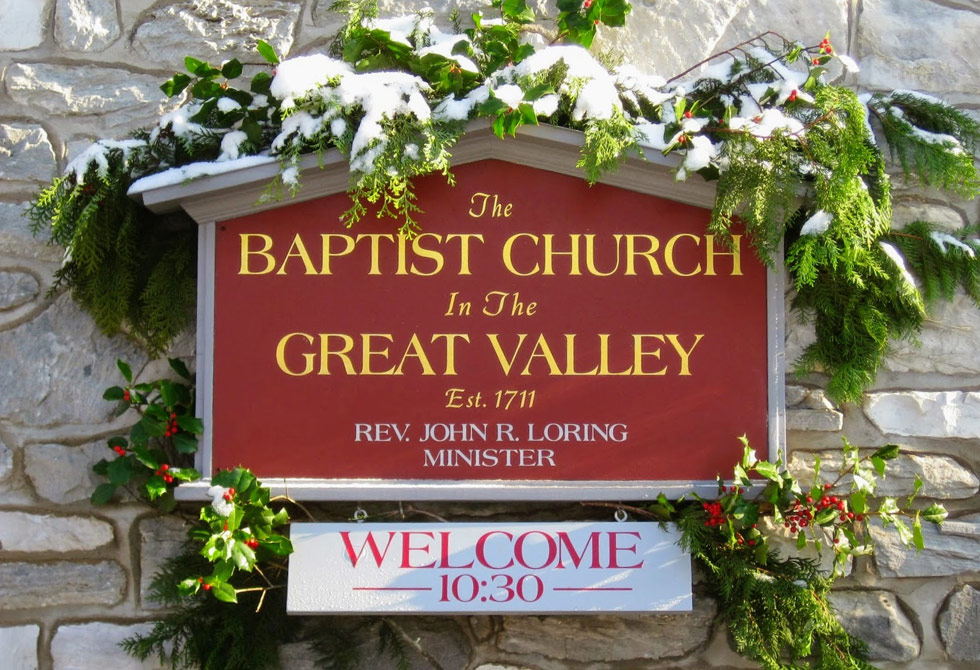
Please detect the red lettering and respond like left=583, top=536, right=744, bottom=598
left=514, top=531, right=558, bottom=570
left=608, top=531, right=644, bottom=569
left=400, top=531, right=436, bottom=569
left=339, top=531, right=397, bottom=567
left=438, top=531, right=475, bottom=569
left=556, top=531, right=602, bottom=568
left=475, top=530, right=514, bottom=569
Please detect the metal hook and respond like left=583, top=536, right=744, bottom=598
left=353, top=507, right=368, bottom=522
left=614, top=508, right=628, bottom=522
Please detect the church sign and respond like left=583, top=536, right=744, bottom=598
left=139, top=125, right=784, bottom=501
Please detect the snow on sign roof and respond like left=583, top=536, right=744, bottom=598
left=130, top=122, right=710, bottom=225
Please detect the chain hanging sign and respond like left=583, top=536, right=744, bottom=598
left=138, top=125, right=785, bottom=501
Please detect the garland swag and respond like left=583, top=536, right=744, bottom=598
left=27, top=0, right=980, bottom=402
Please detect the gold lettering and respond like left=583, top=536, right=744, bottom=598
left=664, top=233, right=702, bottom=276
left=318, top=334, right=356, bottom=375
left=276, top=234, right=317, bottom=275
left=502, top=234, right=539, bottom=276
left=239, top=234, right=276, bottom=275
left=705, top=234, right=743, bottom=276
left=319, top=234, right=356, bottom=275
left=666, top=333, right=704, bottom=375
left=625, top=235, right=663, bottom=275
left=632, top=334, right=667, bottom=375
left=275, top=332, right=316, bottom=375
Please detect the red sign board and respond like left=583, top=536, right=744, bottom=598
left=205, top=159, right=773, bottom=495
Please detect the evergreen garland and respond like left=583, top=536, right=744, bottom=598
left=27, top=0, right=980, bottom=398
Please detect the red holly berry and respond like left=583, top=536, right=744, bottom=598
left=788, top=89, right=798, bottom=102
left=748, top=540, right=755, bottom=546
left=806, top=496, right=813, bottom=504
left=833, top=537, right=840, bottom=544
left=223, top=522, right=228, bottom=531
left=583, top=0, right=593, bottom=7
left=113, top=445, right=126, bottom=456
left=202, top=582, right=212, bottom=591
left=164, top=475, right=174, bottom=483
left=160, top=464, right=169, bottom=471
left=824, top=483, right=832, bottom=490
left=678, top=135, right=687, bottom=143
left=246, top=538, right=259, bottom=550
left=170, top=412, right=177, bottom=419
left=855, top=514, right=864, bottom=522
left=123, top=390, right=131, bottom=403
left=684, top=110, right=693, bottom=119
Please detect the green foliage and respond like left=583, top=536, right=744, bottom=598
left=887, top=221, right=980, bottom=305
left=92, top=358, right=202, bottom=511
left=180, top=468, right=292, bottom=603
left=870, top=91, right=980, bottom=196
left=653, top=438, right=945, bottom=669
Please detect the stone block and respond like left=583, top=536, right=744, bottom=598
left=5, top=64, right=170, bottom=132
left=786, top=408, right=843, bottom=432
left=0, top=625, right=39, bottom=670
left=0, top=1, right=46, bottom=50
left=497, top=596, right=716, bottom=661
left=856, top=0, right=980, bottom=104
left=132, top=0, right=301, bottom=66
left=0, top=124, right=56, bottom=184
left=0, top=511, right=113, bottom=552
left=864, top=391, right=980, bottom=438
left=0, top=294, right=147, bottom=427
left=939, top=584, right=980, bottom=661
left=0, top=561, right=125, bottom=609
left=884, top=294, right=980, bottom=375
left=600, top=0, right=846, bottom=84
left=0, top=271, right=40, bottom=311
left=891, top=201, right=966, bottom=232
left=0, top=201, right=64, bottom=262
left=871, top=515, right=980, bottom=577
left=789, top=451, right=979, bottom=500
left=0, top=437, right=12, bottom=482
left=55, top=0, right=121, bottom=51
left=828, top=590, right=919, bottom=661
left=51, top=622, right=162, bottom=670
left=139, top=515, right=190, bottom=609
left=24, top=442, right=107, bottom=504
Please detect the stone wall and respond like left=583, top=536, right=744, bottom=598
left=1, top=1, right=978, bottom=669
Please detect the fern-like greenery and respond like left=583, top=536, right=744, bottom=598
left=681, top=512, right=874, bottom=670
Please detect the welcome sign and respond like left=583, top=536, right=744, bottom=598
left=287, top=522, right=691, bottom=614
left=175, top=133, right=782, bottom=500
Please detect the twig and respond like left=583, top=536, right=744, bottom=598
left=666, top=30, right=791, bottom=84
left=580, top=501, right=661, bottom=520
left=381, top=617, right=445, bottom=670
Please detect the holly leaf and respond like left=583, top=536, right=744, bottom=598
left=103, top=385, right=125, bottom=401
left=922, top=503, right=948, bottom=524
left=912, top=514, right=925, bottom=551
left=796, top=531, right=807, bottom=550
left=211, top=581, right=238, bottom=603
left=263, top=534, right=294, bottom=556
left=176, top=415, right=204, bottom=435
left=871, top=456, right=887, bottom=477
left=752, top=461, right=781, bottom=482
left=116, top=359, right=133, bottom=383
left=221, top=58, right=243, bottom=80
left=160, top=73, right=192, bottom=98
left=145, top=475, right=167, bottom=501
left=178, top=578, right=200, bottom=597
left=91, top=483, right=117, bottom=505
left=872, top=444, right=900, bottom=460
left=251, top=71, right=273, bottom=95
left=850, top=490, right=867, bottom=514
left=107, top=456, right=134, bottom=486
left=256, top=39, right=280, bottom=65
left=893, top=518, right=913, bottom=546
left=168, top=357, right=192, bottom=381
left=173, top=431, right=199, bottom=454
